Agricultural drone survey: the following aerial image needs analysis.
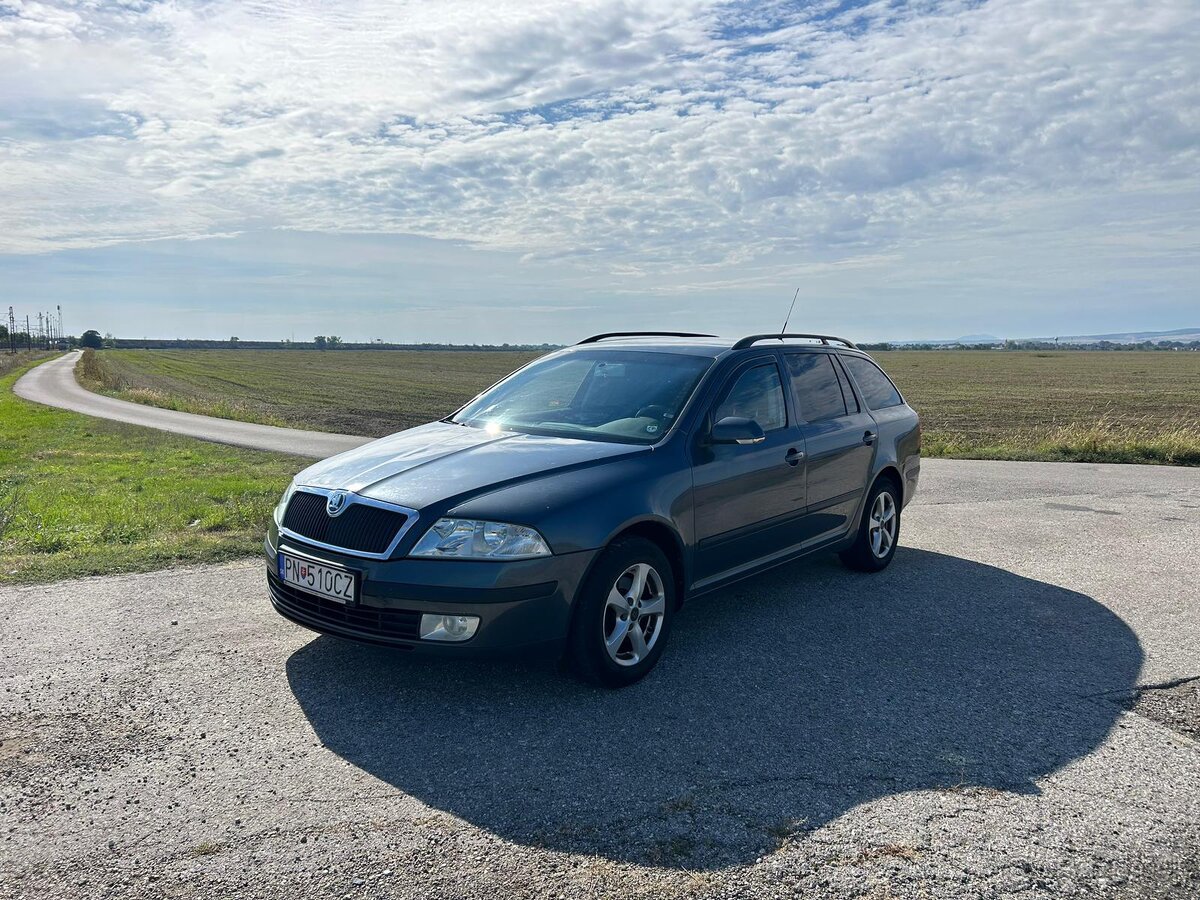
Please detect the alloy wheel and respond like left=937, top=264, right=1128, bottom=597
left=603, top=562, right=666, bottom=667
left=869, top=490, right=897, bottom=559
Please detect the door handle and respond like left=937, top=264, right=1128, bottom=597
left=863, top=430, right=877, bottom=446
left=785, top=448, right=805, bottom=466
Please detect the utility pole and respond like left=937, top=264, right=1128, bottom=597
left=25, top=315, right=31, bottom=351
left=57, top=305, right=63, bottom=345
left=7, top=307, right=14, bottom=354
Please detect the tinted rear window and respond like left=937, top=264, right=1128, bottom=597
left=842, top=356, right=903, bottom=410
left=786, top=354, right=846, bottom=422
left=832, top=356, right=860, bottom=413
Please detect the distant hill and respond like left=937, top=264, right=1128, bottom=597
left=891, top=328, right=1199, bottom=346
left=1029, top=328, right=1200, bottom=345
left=891, top=334, right=1001, bottom=346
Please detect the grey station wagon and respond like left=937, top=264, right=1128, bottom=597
left=266, top=332, right=921, bottom=686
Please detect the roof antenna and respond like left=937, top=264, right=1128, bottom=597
left=780, top=287, right=800, bottom=336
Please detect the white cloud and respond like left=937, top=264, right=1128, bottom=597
left=0, top=0, right=1197, bottom=290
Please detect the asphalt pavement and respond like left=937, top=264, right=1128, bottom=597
left=2, top=459, right=1198, bottom=899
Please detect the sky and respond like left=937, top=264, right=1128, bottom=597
left=1, top=0, right=1197, bottom=344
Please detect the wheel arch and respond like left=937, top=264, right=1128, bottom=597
left=874, top=464, right=904, bottom=502
left=849, top=465, right=905, bottom=538
left=582, top=517, right=689, bottom=611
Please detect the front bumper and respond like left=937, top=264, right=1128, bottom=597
left=264, top=525, right=597, bottom=657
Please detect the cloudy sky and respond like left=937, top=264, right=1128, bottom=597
left=1, top=0, right=1197, bottom=343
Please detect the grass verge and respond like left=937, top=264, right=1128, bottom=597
left=1, top=356, right=300, bottom=584
left=0, top=350, right=54, bottom=379
left=923, top=418, right=1200, bottom=466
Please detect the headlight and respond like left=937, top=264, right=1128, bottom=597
left=273, top=479, right=298, bottom=525
left=409, top=518, right=551, bottom=560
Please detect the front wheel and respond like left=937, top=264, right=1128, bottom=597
left=839, top=479, right=901, bottom=572
left=567, top=537, right=675, bottom=688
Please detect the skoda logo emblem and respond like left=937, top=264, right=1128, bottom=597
left=326, top=490, right=351, bottom=517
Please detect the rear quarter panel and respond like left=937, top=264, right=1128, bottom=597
left=868, top=404, right=921, bottom=503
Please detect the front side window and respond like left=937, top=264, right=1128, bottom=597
left=713, top=363, right=787, bottom=432
left=786, top=353, right=847, bottom=422
left=451, top=350, right=712, bottom=444
left=842, top=355, right=903, bottom=410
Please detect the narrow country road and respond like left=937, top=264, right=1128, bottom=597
left=13, top=351, right=369, bottom=458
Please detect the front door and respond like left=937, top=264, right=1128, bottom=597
left=691, top=357, right=807, bottom=584
left=784, top=351, right=876, bottom=541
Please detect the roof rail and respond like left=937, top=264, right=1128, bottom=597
left=576, top=331, right=718, bottom=345
left=732, top=333, right=859, bottom=351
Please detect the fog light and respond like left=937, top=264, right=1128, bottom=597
left=419, top=614, right=480, bottom=642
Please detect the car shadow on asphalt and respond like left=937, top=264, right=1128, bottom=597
left=284, top=548, right=1141, bottom=870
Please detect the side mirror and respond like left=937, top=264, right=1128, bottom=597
left=710, top=416, right=766, bottom=445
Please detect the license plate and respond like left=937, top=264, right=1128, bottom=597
left=278, top=552, right=358, bottom=604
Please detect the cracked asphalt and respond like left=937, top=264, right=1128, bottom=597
left=2, top=459, right=1199, bottom=899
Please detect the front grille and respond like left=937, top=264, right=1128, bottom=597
left=269, top=575, right=421, bottom=642
left=281, top=491, right=408, bottom=555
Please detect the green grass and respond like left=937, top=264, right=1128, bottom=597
left=81, top=348, right=1200, bottom=465
left=0, top=356, right=300, bottom=584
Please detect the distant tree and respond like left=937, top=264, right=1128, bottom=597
left=327, top=335, right=342, bottom=348
left=80, top=329, right=103, bottom=349
left=0, top=324, right=7, bottom=340
left=230, top=336, right=240, bottom=348
left=314, top=335, right=328, bottom=350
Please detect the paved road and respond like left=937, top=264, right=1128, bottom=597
left=2, top=459, right=1198, bottom=899
left=13, top=351, right=368, bottom=458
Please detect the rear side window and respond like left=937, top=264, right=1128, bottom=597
left=786, top=353, right=847, bottom=422
left=832, top=356, right=860, bottom=413
left=714, top=364, right=787, bottom=432
left=842, top=356, right=903, bottom=410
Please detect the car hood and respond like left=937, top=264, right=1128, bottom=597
left=295, top=421, right=649, bottom=510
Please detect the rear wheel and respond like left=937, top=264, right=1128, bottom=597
left=568, top=537, right=674, bottom=688
left=839, top=478, right=901, bottom=572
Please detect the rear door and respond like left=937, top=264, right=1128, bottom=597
left=784, top=351, right=876, bottom=541
left=691, top=356, right=807, bottom=584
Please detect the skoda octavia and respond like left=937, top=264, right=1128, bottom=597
left=266, top=332, right=920, bottom=686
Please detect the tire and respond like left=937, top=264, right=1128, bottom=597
left=567, top=536, right=675, bottom=688
left=839, top=478, right=901, bottom=572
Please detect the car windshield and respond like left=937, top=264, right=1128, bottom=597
left=450, top=350, right=713, bottom=444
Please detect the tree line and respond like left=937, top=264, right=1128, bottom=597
left=2, top=326, right=105, bottom=351
left=859, top=340, right=1200, bottom=352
